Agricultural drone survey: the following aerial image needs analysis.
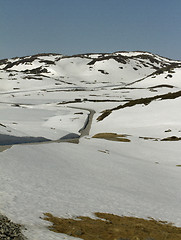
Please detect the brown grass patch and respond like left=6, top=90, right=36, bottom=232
left=92, top=133, right=130, bottom=142
left=43, top=212, right=181, bottom=240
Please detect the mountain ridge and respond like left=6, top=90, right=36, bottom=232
left=1, top=51, right=181, bottom=90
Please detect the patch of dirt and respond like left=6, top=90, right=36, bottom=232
left=164, top=129, right=172, bottom=132
left=98, top=149, right=110, bottom=154
left=58, top=99, right=123, bottom=106
left=98, top=69, right=109, bottom=74
left=0, top=123, right=6, bottom=128
left=43, top=212, right=181, bottom=240
left=139, top=137, right=159, bottom=141
left=97, top=90, right=181, bottom=121
left=23, top=67, right=49, bottom=74
left=97, top=110, right=112, bottom=121
left=23, top=76, right=43, bottom=80
left=3, top=53, right=59, bottom=70
left=0, top=58, right=10, bottom=66
left=92, top=133, right=130, bottom=142
left=152, top=63, right=178, bottom=75
left=0, top=145, right=12, bottom=152
left=161, top=136, right=181, bottom=141
left=74, top=112, right=84, bottom=115
left=111, top=87, right=144, bottom=90
left=149, top=84, right=174, bottom=89
left=38, top=60, right=55, bottom=65
left=87, top=55, right=128, bottom=65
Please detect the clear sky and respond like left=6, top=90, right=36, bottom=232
left=1, top=0, right=181, bottom=60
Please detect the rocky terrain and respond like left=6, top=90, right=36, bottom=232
left=0, top=214, right=26, bottom=240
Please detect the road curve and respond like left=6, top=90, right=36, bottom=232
left=0, top=107, right=95, bottom=148
left=69, top=107, right=95, bottom=137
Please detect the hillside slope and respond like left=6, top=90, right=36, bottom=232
left=0, top=51, right=181, bottom=240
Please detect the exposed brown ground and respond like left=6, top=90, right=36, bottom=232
left=97, top=90, right=181, bottom=121
left=93, top=133, right=181, bottom=143
left=139, top=136, right=159, bottom=141
left=44, top=212, right=181, bottom=240
left=92, top=133, right=130, bottom=142
left=161, top=136, right=181, bottom=141
left=0, top=145, right=12, bottom=152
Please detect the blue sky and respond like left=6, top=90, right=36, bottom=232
left=1, top=0, right=181, bottom=59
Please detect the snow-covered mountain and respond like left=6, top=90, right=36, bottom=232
left=1, top=51, right=181, bottom=90
left=0, top=51, right=181, bottom=239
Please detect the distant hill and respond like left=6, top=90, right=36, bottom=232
left=1, top=51, right=181, bottom=92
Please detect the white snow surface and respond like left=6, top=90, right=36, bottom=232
left=0, top=51, right=181, bottom=239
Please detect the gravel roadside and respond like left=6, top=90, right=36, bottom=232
left=0, top=214, right=27, bottom=240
